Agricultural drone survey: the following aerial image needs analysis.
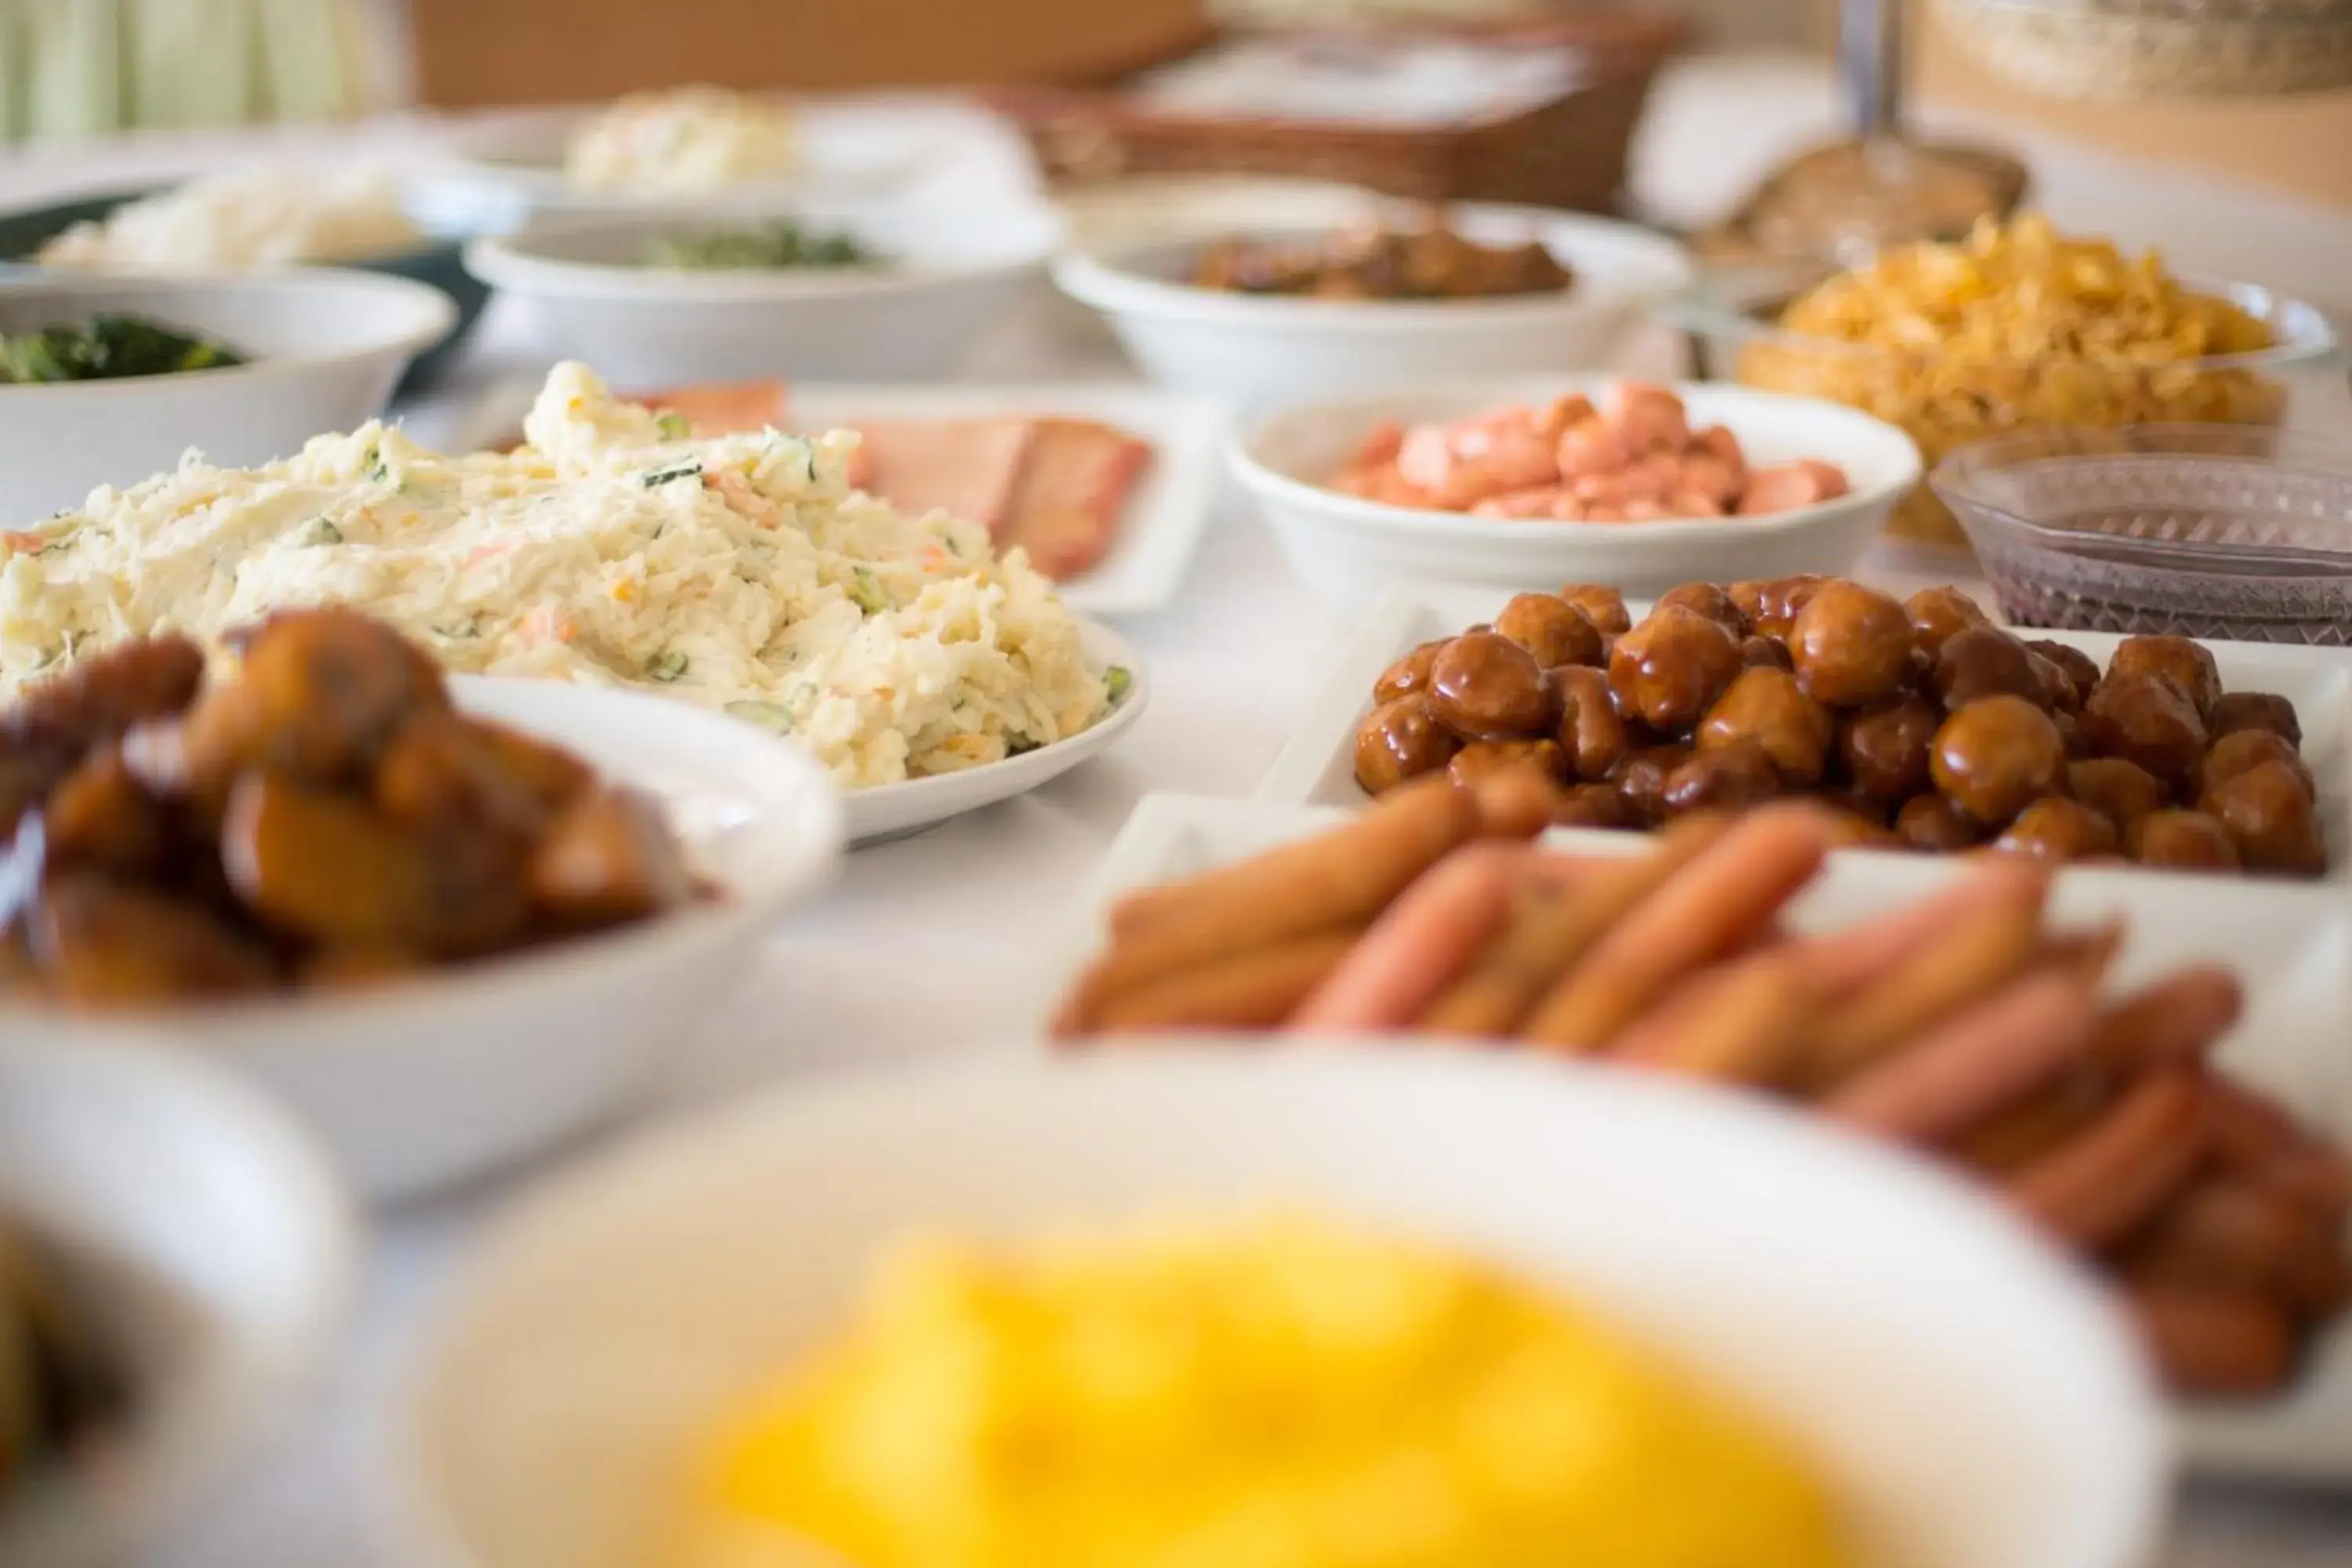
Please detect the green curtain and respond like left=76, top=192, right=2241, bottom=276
left=0, top=0, right=377, bottom=142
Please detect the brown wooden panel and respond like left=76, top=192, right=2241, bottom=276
left=411, top=0, right=1215, bottom=107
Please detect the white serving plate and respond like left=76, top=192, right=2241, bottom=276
left=1229, top=377, right=1922, bottom=612
left=0, top=678, right=845, bottom=1203
left=844, top=615, right=1149, bottom=847
left=400, top=1047, right=2161, bottom=1568
left=1051, top=790, right=2352, bottom=1484
left=431, top=379, right=1222, bottom=616
left=1261, top=586, right=2352, bottom=889
left=414, top=100, right=955, bottom=230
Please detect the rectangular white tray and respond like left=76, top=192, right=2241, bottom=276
left=426, top=378, right=1229, bottom=617
left=1261, top=588, right=2352, bottom=892
left=1055, top=790, right=2352, bottom=1486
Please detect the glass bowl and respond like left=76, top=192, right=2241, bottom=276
left=1931, top=424, right=2352, bottom=643
left=1671, top=276, right=2342, bottom=552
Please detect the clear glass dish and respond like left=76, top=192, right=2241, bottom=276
left=1670, top=276, right=2343, bottom=552
left=1930, top=424, right=2352, bottom=643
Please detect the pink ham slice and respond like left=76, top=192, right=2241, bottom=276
left=847, top=419, right=1037, bottom=533
left=995, top=418, right=1153, bottom=580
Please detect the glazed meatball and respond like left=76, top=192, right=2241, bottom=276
left=1609, top=743, right=1693, bottom=827
left=1663, top=741, right=1780, bottom=815
left=1428, top=632, right=1559, bottom=740
left=1557, top=583, right=1632, bottom=637
left=1818, top=808, right=1902, bottom=849
left=2110, top=636, right=2223, bottom=720
left=1896, top=794, right=1980, bottom=853
left=1552, top=666, right=1630, bottom=783
left=1607, top=608, right=1743, bottom=732
left=1654, top=583, right=1746, bottom=630
left=1736, top=575, right=1828, bottom=641
left=2201, top=760, right=2328, bottom=877
left=1738, top=635, right=1794, bottom=672
left=1449, top=738, right=1568, bottom=790
left=2129, top=810, right=2243, bottom=873
left=1838, top=698, right=1941, bottom=802
left=2198, top=728, right=2314, bottom=803
left=1697, top=667, right=1831, bottom=786
left=1994, top=797, right=2120, bottom=864
left=2082, top=672, right=2210, bottom=789
left=2067, top=757, right=2167, bottom=837
left=1932, top=626, right=2047, bottom=710
left=2024, top=652, right=2082, bottom=714
left=2207, top=691, right=2302, bottom=749
left=1354, top=695, right=1459, bottom=793
left=1552, top=782, right=1635, bottom=831
left=2026, top=641, right=2102, bottom=710
left=1493, top=594, right=1606, bottom=670
left=1904, top=586, right=1991, bottom=663
left=1933, top=696, right=2068, bottom=826
left=1788, top=581, right=1914, bottom=707
left=1374, top=640, right=1446, bottom=704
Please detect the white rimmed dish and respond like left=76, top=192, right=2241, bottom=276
left=1231, top=377, right=1923, bottom=612
left=1258, top=586, right=2352, bottom=894
left=0, top=1036, right=354, bottom=1568
left=463, top=202, right=1065, bottom=385
left=1054, top=791, right=2352, bottom=1483
left=0, top=270, right=456, bottom=524
left=0, top=677, right=844, bottom=1204
left=397, top=1046, right=2163, bottom=1568
left=1051, top=203, right=1693, bottom=411
left=844, top=615, right=1149, bottom=846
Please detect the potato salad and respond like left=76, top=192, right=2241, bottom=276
left=0, top=364, right=1112, bottom=788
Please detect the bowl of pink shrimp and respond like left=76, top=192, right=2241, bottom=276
left=1229, top=377, right=1922, bottom=612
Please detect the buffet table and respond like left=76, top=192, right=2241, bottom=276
left=9, top=51, right=2352, bottom=1568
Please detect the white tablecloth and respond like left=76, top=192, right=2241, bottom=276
left=6, top=52, right=2351, bottom=1568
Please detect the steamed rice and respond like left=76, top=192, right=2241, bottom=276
left=0, top=363, right=1112, bottom=789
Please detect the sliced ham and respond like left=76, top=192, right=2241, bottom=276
left=641, top=380, right=788, bottom=437
left=848, top=419, right=1037, bottom=535
left=995, top=418, right=1152, bottom=580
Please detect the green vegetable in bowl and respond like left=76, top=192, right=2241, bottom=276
left=645, top=222, right=880, bottom=272
left=0, top=314, right=249, bottom=384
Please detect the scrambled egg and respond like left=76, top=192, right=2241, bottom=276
left=677, top=1214, right=1849, bottom=1568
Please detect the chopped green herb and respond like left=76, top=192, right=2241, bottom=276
left=642, top=460, right=702, bottom=488
left=724, top=699, right=793, bottom=732
left=301, top=517, right=343, bottom=546
left=360, top=441, right=388, bottom=484
left=846, top=567, right=889, bottom=616
left=655, top=410, right=693, bottom=441
left=430, top=614, right=483, bottom=641
left=645, top=221, right=882, bottom=271
left=1104, top=665, right=1134, bottom=705
left=0, top=314, right=248, bottom=384
left=646, top=650, right=690, bottom=683
left=942, top=533, right=964, bottom=558
left=1006, top=732, right=1043, bottom=757
left=30, top=533, right=75, bottom=557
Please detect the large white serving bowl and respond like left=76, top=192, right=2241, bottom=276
left=1051, top=204, right=1693, bottom=411
left=0, top=678, right=843, bottom=1204
left=0, top=270, right=455, bottom=524
left=0, top=1036, right=354, bottom=1568
left=1232, top=376, right=1924, bottom=612
left=397, top=1046, right=2165, bottom=1568
left=463, top=202, right=1065, bottom=385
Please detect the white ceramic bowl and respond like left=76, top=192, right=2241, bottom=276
left=1232, top=376, right=1924, bottom=612
left=463, top=203, right=1065, bottom=385
left=397, top=1046, right=2165, bottom=1568
left=0, top=1037, right=353, bottom=1568
left=0, top=677, right=843, bottom=1203
left=1052, top=204, right=1693, bottom=411
left=0, top=270, right=455, bottom=524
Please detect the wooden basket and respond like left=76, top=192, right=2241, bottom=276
left=988, top=13, right=1687, bottom=215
